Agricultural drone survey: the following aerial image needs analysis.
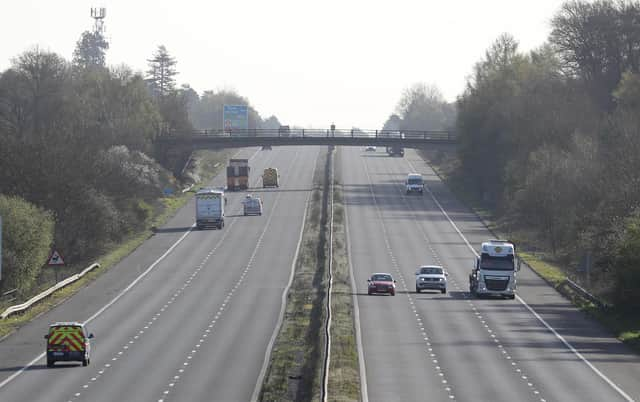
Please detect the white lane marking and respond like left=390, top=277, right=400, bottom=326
left=343, top=161, right=370, bottom=402
left=362, top=155, right=456, bottom=400
left=151, top=146, right=300, bottom=401
left=405, top=156, right=635, bottom=402
left=60, top=149, right=270, bottom=400
left=517, top=293, right=634, bottom=401
left=398, top=156, right=543, bottom=398
left=0, top=225, right=194, bottom=391
left=250, top=148, right=320, bottom=402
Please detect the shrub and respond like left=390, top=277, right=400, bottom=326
left=0, top=195, right=55, bottom=294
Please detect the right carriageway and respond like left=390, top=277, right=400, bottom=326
left=339, top=145, right=640, bottom=402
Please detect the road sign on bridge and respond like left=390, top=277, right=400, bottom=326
left=223, top=105, right=249, bottom=132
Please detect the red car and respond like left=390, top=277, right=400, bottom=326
left=367, top=273, right=396, bottom=296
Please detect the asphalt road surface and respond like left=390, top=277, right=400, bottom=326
left=0, top=146, right=320, bottom=402
left=342, top=146, right=640, bottom=402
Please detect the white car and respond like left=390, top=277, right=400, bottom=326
left=415, top=265, right=448, bottom=294
left=365, top=146, right=377, bottom=152
left=405, top=173, right=424, bottom=194
left=243, top=195, right=263, bottom=216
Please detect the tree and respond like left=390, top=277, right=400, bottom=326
left=260, top=115, right=282, bottom=130
left=394, top=84, right=455, bottom=132
left=0, top=195, right=54, bottom=294
left=550, top=0, right=640, bottom=111
left=609, top=210, right=640, bottom=307
left=146, top=45, right=178, bottom=97
left=72, top=30, right=109, bottom=70
left=189, top=89, right=261, bottom=130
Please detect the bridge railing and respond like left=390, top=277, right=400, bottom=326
left=159, top=128, right=455, bottom=141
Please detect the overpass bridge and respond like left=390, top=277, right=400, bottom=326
left=155, top=128, right=457, bottom=149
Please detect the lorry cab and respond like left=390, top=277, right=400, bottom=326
left=405, top=173, right=424, bottom=194
left=469, top=240, right=520, bottom=299
left=45, top=322, right=93, bottom=367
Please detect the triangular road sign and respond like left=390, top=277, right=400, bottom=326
left=48, top=250, right=65, bottom=266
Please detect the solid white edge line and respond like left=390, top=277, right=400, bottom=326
left=0, top=147, right=260, bottom=392
left=0, top=225, right=194, bottom=392
left=406, top=154, right=634, bottom=402
left=250, top=149, right=320, bottom=402
left=516, top=294, right=634, bottom=402
left=343, top=150, right=369, bottom=402
left=322, top=149, right=334, bottom=402
left=83, top=227, right=194, bottom=325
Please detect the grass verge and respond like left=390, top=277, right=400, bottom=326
left=260, top=150, right=330, bottom=402
left=327, top=148, right=361, bottom=401
left=418, top=147, right=640, bottom=354
left=0, top=149, right=234, bottom=340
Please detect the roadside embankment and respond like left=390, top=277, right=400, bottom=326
left=0, top=149, right=234, bottom=340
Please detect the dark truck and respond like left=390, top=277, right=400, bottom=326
left=386, top=146, right=404, bottom=157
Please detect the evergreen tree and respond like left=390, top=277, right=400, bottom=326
left=146, top=45, right=178, bottom=97
left=72, top=30, right=109, bottom=69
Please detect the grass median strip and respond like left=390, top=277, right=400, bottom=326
left=327, top=148, right=361, bottom=401
left=260, top=150, right=330, bottom=402
left=0, top=149, right=233, bottom=340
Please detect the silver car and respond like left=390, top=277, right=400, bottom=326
left=415, top=265, right=448, bottom=294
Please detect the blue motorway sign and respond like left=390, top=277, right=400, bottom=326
left=223, top=105, right=249, bottom=131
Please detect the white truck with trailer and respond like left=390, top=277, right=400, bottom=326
left=195, top=188, right=225, bottom=229
left=469, top=240, right=520, bottom=299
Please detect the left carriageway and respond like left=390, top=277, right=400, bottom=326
left=0, top=146, right=320, bottom=402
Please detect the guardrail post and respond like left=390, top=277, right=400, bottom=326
left=302, top=129, right=305, bottom=137
left=351, top=129, right=354, bottom=137
left=375, top=130, right=378, bottom=138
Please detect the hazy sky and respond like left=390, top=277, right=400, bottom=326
left=1, top=0, right=566, bottom=129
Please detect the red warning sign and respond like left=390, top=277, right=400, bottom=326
left=47, top=250, right=65, bottom=266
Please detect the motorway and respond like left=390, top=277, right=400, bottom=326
left=342, top=146, right=640, bottom=402
left=1, top=144, right=640, bottom=402
left=0, top=146, right=320, bottom=402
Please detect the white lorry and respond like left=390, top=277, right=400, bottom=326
left=469, top=240, right=520, bottom=299
left=195, top=188, right=225, bottom=229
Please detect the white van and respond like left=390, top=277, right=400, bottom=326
left=405, top=173, right=424, bottom=195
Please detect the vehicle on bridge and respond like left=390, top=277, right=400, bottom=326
left=195, top=188, right=225, bottom=229
left=45, top=322, right=93, bottom=367
left=405, top=173, right=424, bottom=195
left=262, top=167, right=279, bottom=187
left=227, top=159, right=250, bottom=191
left=469, top=240, right=520, bottom=299
left=278, top=125, right=291, bottom=136
left=415, top=265, right=448, bottom=293
left=367, top=273, right=396, bottom=296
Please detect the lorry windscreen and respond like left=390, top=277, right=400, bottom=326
left=480, top=255, right=514, bottom=271
left=408, top=178, right=423, bottom=185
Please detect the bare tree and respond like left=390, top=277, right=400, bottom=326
left=550, top=0, right=640, bottom=110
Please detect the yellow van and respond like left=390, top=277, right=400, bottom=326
left=262, top=168, right=279, bottom=187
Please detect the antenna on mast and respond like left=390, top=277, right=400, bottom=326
left=90, top=7, right=107, bottom=34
